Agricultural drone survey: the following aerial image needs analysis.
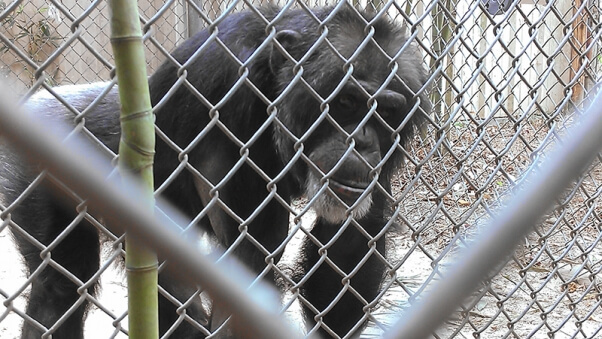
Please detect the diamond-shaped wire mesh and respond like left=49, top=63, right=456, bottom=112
left=0, top=0, right=601, bottom=338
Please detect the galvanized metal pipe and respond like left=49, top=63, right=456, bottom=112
left=384, top=92, right=602, bottom=339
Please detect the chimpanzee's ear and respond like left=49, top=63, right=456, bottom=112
left=269, top=29, right=302, bottom=74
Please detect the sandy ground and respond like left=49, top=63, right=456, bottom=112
left=0, top=210, right=433, bottom=338
left=3, top=202, right=600, bottom=338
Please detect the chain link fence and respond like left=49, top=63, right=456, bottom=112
left=0, top=0, right=601, bottom=338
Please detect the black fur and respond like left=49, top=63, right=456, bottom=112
left=0, top=6, right=429, bottom=338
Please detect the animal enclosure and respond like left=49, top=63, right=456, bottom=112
left=0, top=0, right=601, bottom=338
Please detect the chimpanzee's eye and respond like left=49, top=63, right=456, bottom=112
left=337, top=94, right=356, bottom=109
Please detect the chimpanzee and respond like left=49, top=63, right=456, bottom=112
left=0, top=5, right=429, bottom=339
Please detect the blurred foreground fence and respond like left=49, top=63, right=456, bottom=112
left=0, top=80, right=601, bottom=338
left=1, top=0, right=601, bottom=338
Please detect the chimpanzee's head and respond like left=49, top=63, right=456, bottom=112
left=270, top=7, right=430, bottom=223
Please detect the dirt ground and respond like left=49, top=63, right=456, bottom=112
left=3, top=211, right=600, bottom=338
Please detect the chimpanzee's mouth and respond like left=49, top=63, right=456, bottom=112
left=329, top=178, right=369, bottom=202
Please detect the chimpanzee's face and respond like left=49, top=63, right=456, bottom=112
left=273, top=34, right=424, bottom=223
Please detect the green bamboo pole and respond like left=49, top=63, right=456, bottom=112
left=108, top=1, right=158, bottom=338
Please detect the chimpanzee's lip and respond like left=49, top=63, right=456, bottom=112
left=329, top=179, right=369, bottom=200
